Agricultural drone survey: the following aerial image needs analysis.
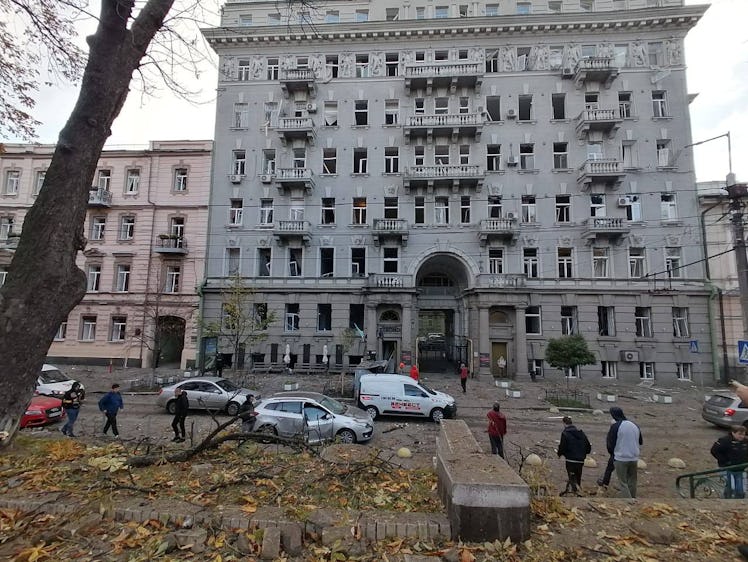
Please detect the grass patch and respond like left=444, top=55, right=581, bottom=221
left=546, top=397, right=591, bottom=409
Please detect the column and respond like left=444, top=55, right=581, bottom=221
left=366, top=304, right=378, bottom=359
left=514, top=306, right=528, bottom=378
left=479, top=306, right=490, bottom=376
left=401, top=302, right=412, bottom=365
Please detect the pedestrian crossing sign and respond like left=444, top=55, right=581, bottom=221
left=689, top=340, right=699, bottom=353
left=739, top=340, right=748, bottom=365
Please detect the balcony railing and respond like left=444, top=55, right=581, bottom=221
left=404, top=112, right=483, bottom=142
left=573, top=56, right=619, bottom=89
left=274, top=167, right=315, bottom=194
left=404, top=60, right=483, bottom=94
left=154, top=236, right=188, bottom=255
left=372, top=218, right=409, bottom=246
left=582, top=217, right=630, bottom=241
left=277, top=117, right=316, bottom=145
left=405, top=164, right=485, bottom=191
left=272, top=220, right=311, bottom=245
left=367, top=274, right=412, bottom=289
left=88, top=188, right=112, bottom=207
left=575, top=107, right=622, bottom=139
left=577, top=158, right=625, bottom=189
left=478, top=218, right=518, bottom=245
left=279, top=67, right=316, bottom=97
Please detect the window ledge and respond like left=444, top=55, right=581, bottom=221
left=319, top=173, right=338, bottom=177
left=229, top=127, right=248, bottom=131
left=652, top=116, right=673, bottom=121
left=351, top=173, right=370, bottom=177
left=382, top=173, right=402, bottom=177
left=550, top=119, right=571, bottom=124
left=517, top=120, right=537, bottom=125
left=661, top=219, right=683, bottom=226
left=351, top=125, right=371, bottom=130
left=348, top=224, right=370, bottom=229
left=552, top=168, right=573, bottom=174
left=517, top=169, right=540, bottom=174
left=486, top=170, right=506, bottom=175
left=656, top=166, right=678, bottom=171
left=382, top=124, right=402, bottom=128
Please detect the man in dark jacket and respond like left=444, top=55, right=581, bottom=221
left=238, top=394, right=256, bottom=433
left=557, top=416, right=591, bottom=495
left=98, top=383, right=124, bottom=438
left=171, top=388, right=189, bottom=443
left=486, top=402, right=507, bottom=458
left=710, top=425, right=748, bottom=499
left=606, top=406, right=643, bottom=498
left=60, top=382, right=84, bottom=438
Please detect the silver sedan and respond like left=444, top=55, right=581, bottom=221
left=156, top=377, right=258, bottom=416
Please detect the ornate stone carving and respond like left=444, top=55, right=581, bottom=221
left=384, top=185, right=398, bottom=197
left=563, top=43, right=581, bottom=70
left=251, top=56, right=264, bottom=79
left=559, top=236, right=572, bottom=246
left=500, top=46, right=517, bottom=72
left=665, top=234, right=681, bottom=246
left=665, top=38, right=682, bottom=66
left=370, top=52, right=385, bottom=76
left=629, top=234, right=644, bottom=246
left=340, top=53, right=355, bottom=77
left=630, top=41, right=648, bottom=67
left=529, top=45, right=550, bottom=71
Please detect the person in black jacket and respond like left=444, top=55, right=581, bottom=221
left=710, top=424, right=748, bottom=499
left=557, top=416, right=592, bottom=496
left=238, top=394, right=257, bottom=433
left=171, top=388, right=189, bottom=443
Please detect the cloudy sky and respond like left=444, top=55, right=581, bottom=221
left=15, top=0, right=748, bottom=184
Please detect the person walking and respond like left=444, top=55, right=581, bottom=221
left=606, top=407, right=642, bottom=498
left=238, top=394, right=257, bottom=433
left=171, top=387, right=189, bottom=443
left=409, top=363, right=420, bottom=382
left=710, top=425, right=748, bottom=499
left=557, top=416, right=592, bottom=496
left=99, top=383, right=124, bottom=438
left=215, top=353, right=224, bottom=377
left=486, top=402, right=507, bottom=458
left=60, top=382, right=84, bottom=437
left=728, top=381, right=748, bottom=559
left=596, top=454, right=615, bottom=490
left=459, top=363, right=468, bottom=393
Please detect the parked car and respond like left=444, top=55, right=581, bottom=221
left=36, top=364, right=85, bottom=398
left=253, top=391, right=374, bottom=444
left=156, top=377, right=258, bottom=416
left=357, top=374, right=457, bottom=423
left=702, top=392, right=748, bottom=429
left=21, top=395, right=65, bottom=429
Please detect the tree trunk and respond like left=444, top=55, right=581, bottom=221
left=0, top=0, right=176, bottom=445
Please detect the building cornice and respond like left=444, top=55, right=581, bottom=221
left=202, top=5, right=708, bottom=48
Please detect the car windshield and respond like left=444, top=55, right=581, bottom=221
left=418, top=382, right=437, bottom=396
left=215, top=379, right=240, bottom=392
left=317, top=395, right=346, bottom=415
left=39, top=369, right=70, bottom=384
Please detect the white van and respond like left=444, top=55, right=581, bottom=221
left=357, top=374, right=456, bottom=423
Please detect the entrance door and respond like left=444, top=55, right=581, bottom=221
left=491, top=342, right=508, bottom=377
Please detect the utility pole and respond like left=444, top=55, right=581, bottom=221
left=726, top=173, right=748, bottom=338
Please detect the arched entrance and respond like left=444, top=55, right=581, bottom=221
left=155, top=316, right=186, bottom=368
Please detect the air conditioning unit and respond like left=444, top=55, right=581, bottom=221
left=260, top=174, right=273, bottom=183
left=562, top=67, right=574, bottom=77
left=229, top=174, right=243, bottom=184
left=506, top=156, right=519, bottom=166
left=617, top=196, right=629, bottom=207
left=306, top=102, right=317, bottom=113
left=505, top=211, right=516, bottom=220
left=506, top=108, right=517, bottom=119
left=620, top=350, right=640, bottom=362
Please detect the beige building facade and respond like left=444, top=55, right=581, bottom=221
left=0, top=140, right=212, bottom=369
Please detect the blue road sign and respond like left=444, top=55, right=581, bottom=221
left=739, top=340, right=748, bottom=365
left=689, top=340, right=699, bottom=353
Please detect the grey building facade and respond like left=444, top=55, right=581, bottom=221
left=202, top=0, right=712, bottom=384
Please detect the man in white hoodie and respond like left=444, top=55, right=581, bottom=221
left=606, top=407, right=643, bottom=498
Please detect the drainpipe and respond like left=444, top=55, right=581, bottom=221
left=465, top=337, right=474, bottom=376
left=142, top=147, right=157, bottom=368
left=701, top=197, right=728, bottom=385
left=718, top=288, right=730, bottom=383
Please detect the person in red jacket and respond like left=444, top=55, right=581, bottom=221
left=459, top=363, right=468, bottom=393
left=409, top=364, right=419, bottom=382
left=486, top=402, right=507, bottom=458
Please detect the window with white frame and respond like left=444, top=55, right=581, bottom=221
left=517, top=2, right=532, bottom=14
left=326, top=55, right=339, bottom=78
left=351, top=247, right=365, bottom=276
left=97, top=169, right=111, bottom=190
left=488, top=196, right=503, bottom=218
left=434, top=97, right=449, bottom=115
left=259, top=199, right=273, bottom=225
left=174, top=168, right=188, bottom=191
left=549, top=1, right=562, bottom=12
left=557, top=248, right=573, bottom=278
left=551, top=93, right=566, bottom=119
left=489, top=248, right=503, bottom=274
left=384, top=147, right=399, bottom=173
left=435, top=145, right=450, bottom=166
left=624, top=194, right=642, bottom=221
left=435, top=197, right=449, bottom=225
left=460, top=196, right=471, bottom=223
left=169, top=217, right=185, bottom=242
left=665, top=247, right=682, bottom=278
left=225, top=247, right=240, bottom=276
left=292, top=148, right=306, bottom=169
left=458, top=96, right=470, bottom=113
left=656, top=139, right=671, bottom=167
left=530, top=359, right=544, bottom=378
left=164, top=265, right=181, bottom=293
left=4, top=170, right=19, bottom=195
left=34, top=170, right=46, bottom=195
left=267, top=13, right=281, bottom=25
left=237, top=59, right=250, bottom=80
left=86, top=264, right=101, bottom=292
left=289, top=202, right=304, bottom=222
left=119, top=216, right=135, bottom=240
left=526, top=306, right=541, bottom=335
left=598, top=306, right=616, bottom=336
left=317, top=303, right=332, bottom=331
left=618, top=92, right=633, bottom=118
left=635, top=307, right=653, bottom=337
left=125, top=169, right=140, bottom=194
left=322, top=148, right=337, bottom=174
left=486, top=145, right=502, bottom=171
left=621, top=141, right=638, bottom=169
left=263, top=149, right=276, bottom=174
left=355, top=54, right=370, bottom=78
left=258, top=248, right=271, bottom=276
left=580, top=0, right=594, bottom=11
left=80, top=316, right=97, bottom=341
left=414, top=145, right=425, bottom=166
left=320, top=247, right=334, bottom=277
left=676, top=363, right=692, bottom=381
left=383, top=247, right=399, bottom=273
left=353, top=148, right=368, bottom=174
left=555, top=195, right=570, bottom=222
left=652, top=90, right=668, bottom=117
left=0, top=266, right=6, bottom=287
left=629, top=247, right=646, bottom=277
left=384, top=99, right=399, bottom=125
left=325, top=10, right=339, bottom=23
left=115, top=264, right=130, bottom=292
left=232, top=150, right=246, bottom=175
left=110, top=316, right=127, bottom=342
left=0, top=216, right=13, bottom=239
left=285, top=303, right=300, bottom=332
left=384, top=197, right=398, bottom=219
left=90, top=216, right=105, bottom=241
left=238, top=14, right=252, bottom=26
left=229, top=199, right=243, bottom=225
left=590, top=193, right=606, bottom=217
left=416, top=6, right=425, bottom=19
left=234, top=102, right=249, bottom=128
left=263, top=101, right=278, bottom=125
left=459, top=145, right=470, bottom=165
left=660, top=193, right=677, bottom=220
left=593, top=247, right=610, bottom=278
left=553, top=142, right=568, bottom=169
left=672, top=307, right=690, bottom=338
left=355, top=9, right=368, bottom=22
left=519, top=143, right=535, bottom=170
left=640, top=362, right=655, bottom=380
left=414, top=197, right=425, bottom=224
left=354, top=100, right=368, bottom=126
left=486, top=3, right=499, bottom=15
left=321, top=198, right=335, bottom=224
left=523, top=248, right=539, bottom=278
left=54, top=320, right=67, bottom=340
left=352, top=198, right=367, bottom=225
left=561, top=306, right=577, bottom=335
left=518, top=95, right=533, bottom=121
left=385, top=52, right=399, bottom=76
left=521, top=195, right=536, bottom=223
left=435, top=5, right=449, bottom=18
left=601, top=361, right=618, bottom=378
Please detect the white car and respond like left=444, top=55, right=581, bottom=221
left=36, top=364, right=85, bottom=398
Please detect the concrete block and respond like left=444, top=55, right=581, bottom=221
left=597, top=392, right=617, bottom=402
left=505, top=389, right=521, bottom=398
left=321, top=526, right=352, bottom=546
left=280, top=523, right=303, bottom=556
left=261, top=527, right=281, bottom=560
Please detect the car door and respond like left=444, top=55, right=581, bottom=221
left=273, top=400, right=304, bottom=438
left=202, top=381, right=226, bottom=409
left=303, top=403, right=334, bottom=444
left=404, top=383, right=428, bottom=416
left=178, top=381, right=208, bottom=409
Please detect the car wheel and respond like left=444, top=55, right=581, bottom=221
left=166, top=400, right=177, bottom=415
left=365, top=406, right=379, bottom=420
left=337, top=429, right=356, bottom=444
left=430, top=408, right=444, bottom=424
left=226, top=401, right=240, bottom=416
left=257, top=424, right=277, bottom=443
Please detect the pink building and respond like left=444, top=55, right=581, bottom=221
left=0, top=140, right=212, bottom=369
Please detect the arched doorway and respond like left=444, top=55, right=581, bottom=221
left=155, top=316, right=186, bottom=368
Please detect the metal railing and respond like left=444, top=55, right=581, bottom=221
left=675, top=463, right=748, bottom=499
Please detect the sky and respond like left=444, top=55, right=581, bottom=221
left=14, top=0, right=748, bottom=184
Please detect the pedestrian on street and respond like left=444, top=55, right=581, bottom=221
left=596, top=454, right=615, bottom=490
left=557, top=416, right=592, bottom=496
left=60, top=382, right=84, bottom=437
left=215, top=353, right=224, bottom=377
left=238, top=394, right=257, bottom=433
left=398, top=362, right=405, bottom=375
left=486, top=402, right=507, bottom=458
left=99, top=383, right=124, bottom=438
left=459, top=363, right=468, bottom=393
left=727, top=381, right=748, bottom=560
left=409, top=363, right=420, bottom=382
left=171, top=387, right=189, bottom=443
left=710, top=425, right=748, bottom=499
left=606, top=407, right=642, bottom=498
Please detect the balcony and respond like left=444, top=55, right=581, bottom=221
left=404, top=60, right=483, bottom=95
left=0, top=235, right=19, bottom=250
left=279, top=67, right=315, bottom=98
left=477, top=218, right=519, bottom=246
left=581, top=217, right=630, bottom=243
left=272, top=220, right=311, bottom=245
left=575, top=108, right=622, bottom=140
left=372, top=218, right=409, bottom=246
left=88, top=188, right=112, bottom=207
left=366, top=274, right=412, bottom=290
left=573, top=56, right=619, bottom=89
left=274, top=168, right=315, bottom=195
left=577, top=158, right=625, bottom=190
left=404, top=112, right=483, bottom=143
left=404, top=164, right=485, bottom=193
left=277, top=117, right=316, bottom=146
left=153, top=236, right=188, bottom=255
